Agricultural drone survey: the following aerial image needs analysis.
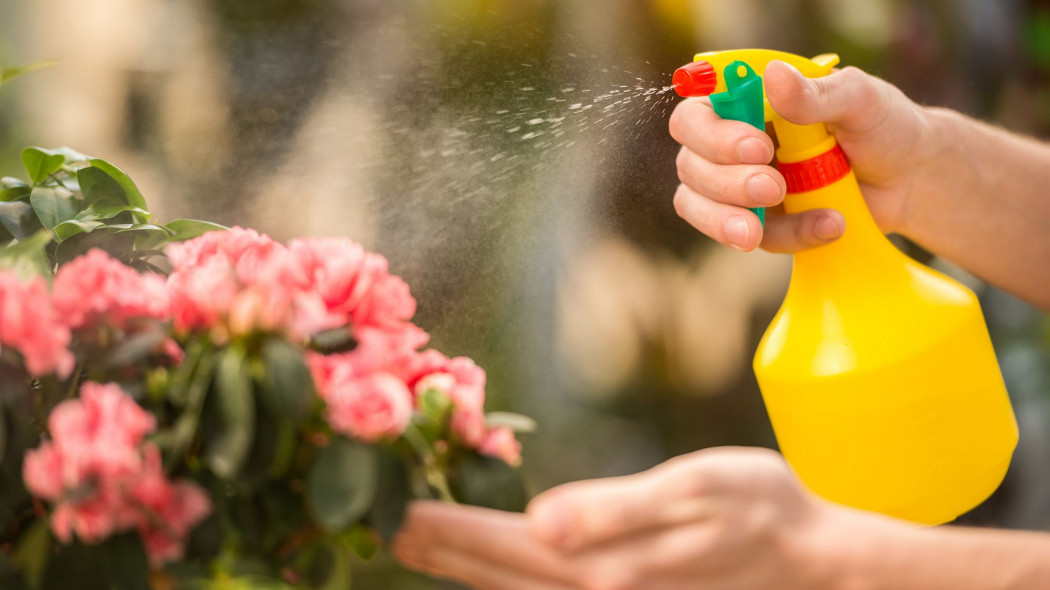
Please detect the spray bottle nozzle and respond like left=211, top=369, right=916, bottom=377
left=673, top=61, right=717, bottom=97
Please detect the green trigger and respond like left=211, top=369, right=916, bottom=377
left=710, top=61, right=767, bottom=226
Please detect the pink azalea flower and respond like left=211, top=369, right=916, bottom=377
left=164, top=226, right=272, bottom=270
left=52, top=249, right=169, bottom=330
left=289, top=238, right=417, bottom=329
left=166, top=254, right=239, bottom=335
left=0, top=272, right=74, bottom=377
left=322, top=372, right=413, bottom=442
left=131, top=446, right=212, bottom=567
left=50, top=489, right=126, bottom=544
left=45, top=382, right=156, bottom=486
left=479, top=426, right=523, bottom=467
left=22, top=443, right=64, bottom=501
left=306, top=325, right=429, bottom=394
left=450, top=405, right=487, bottom=448
left=403, top=350, right=487, bottom=411
left=306, top=350, right=352, bottom=394
left=166, top=228, right=341, bottom=341
left=23, top=383, right=211, bottom=564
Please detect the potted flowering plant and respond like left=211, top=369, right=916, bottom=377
left=0, top=147, right=531, bottom=589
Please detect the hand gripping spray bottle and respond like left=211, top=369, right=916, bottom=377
left=673, top=50, right=1018, bottom=525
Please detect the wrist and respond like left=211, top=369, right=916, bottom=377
left=897, top=105, right=969, bottom=241
left=797, top=503, right=922, bottom=590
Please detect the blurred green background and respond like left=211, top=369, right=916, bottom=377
left=3, top=0, right=1050, bottom=587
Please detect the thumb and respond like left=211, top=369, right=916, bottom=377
left=764, top=61, right=889, bottom=134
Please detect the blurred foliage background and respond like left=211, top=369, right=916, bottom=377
left=3, top=0, right=1050, bottom=587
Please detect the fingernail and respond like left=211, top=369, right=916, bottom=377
left=724, top=216, right=751, bottom=250
left=737, top=138, right=772, bottom=164
left=773, top=60, right=806, bottom=84
left=815, top=215, right=844, bottom=240
left=531, top=501, right=570, bottom=546
left=747, top=174, right=782, bottom=206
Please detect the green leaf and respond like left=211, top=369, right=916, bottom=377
left=29, top=185, right=78, bottom=230
left=307, top=437, right=378, bottom=532
left=0, top=185, right=30, bottom=203
left=87, top=159, right=149, bottom=215
left=0, top=202, right=43, bottom=241
left=20, top=147, right=65, bottom=185
left=205, top=345, right=255, bottom=479
left=103, top=532, right=150, bottom=590
left=0, top=231, right=53, bottom=281
left=0, top=60, right=58, bottom=87
left=76, top=167, right=150, bottom=224
left=52, top=219, right=104, bottom=242
left=53, top=224, right=168, bottom=265
left=12, top=519, right=51, bottom=589
left=53, top=226, right=129, bottom=265
left=76, top=166, right=125, bottom=205
left=76, top=203, right=151, bottom=222
left=116, top=223, right=172, bottom=236
left=365, top=446, right=411, bottom=543
left=42, top=533, right=149, bottom=590
left=164, top=219, right=227, bottom=242
left=449, top=452, right=528, bottom=512
left=237, top=403, right=279, bottom=488
left=162, top=342, right=215, bottom=471
left=257, top=337, right=314, bottom=423
left=266, top=420, right=298, bottom=479
left=485, top=412, right=538, bottom=434
left=343, top=526, right=378, bottom=561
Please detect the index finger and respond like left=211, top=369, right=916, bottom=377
left=669, top=97, right=775, bottom=165
left=526, top=462, right=717, bottom=553
left=396, top=501, right=579, bottom=585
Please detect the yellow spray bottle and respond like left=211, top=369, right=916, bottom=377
left=673, top=49, right=1018, bottom=525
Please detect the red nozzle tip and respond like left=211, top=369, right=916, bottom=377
left=673, top=61, right=717, bottom=97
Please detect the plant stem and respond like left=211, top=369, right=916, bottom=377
left=402, top=425, right=457, bottom=503
left=65, top=363, right=83, bottom=398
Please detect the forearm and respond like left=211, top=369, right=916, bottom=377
left=826, top=510, right=1050, bottom=590
left=903, top=107, right=1050, bottom=310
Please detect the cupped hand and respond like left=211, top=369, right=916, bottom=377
left=669, top=61, right=935, bottom=253
left=394, top=447, right=877, bottom=590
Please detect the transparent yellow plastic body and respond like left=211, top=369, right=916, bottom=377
left=754, top=166, right=1018, bottom=525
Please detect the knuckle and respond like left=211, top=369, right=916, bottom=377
left=672, top=185, right=692, bottom=218
left=794, top=215, right=810, bottom=245
left=713, top=132, right=740, bottom=164
left=839, top=65, right=868, bottom=83
left=668, top=104, right=688, bottom=142
left=815, top=76, right=833, bottom=108
left=843, top=67, right=878, bottom=102
left=655, top=454, right=713, bottom=497
left=670, top=468, right=710, bottom=499
left=718, top=169, right=744, bottom=201
left=675, top=149, right=691, bottom=183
